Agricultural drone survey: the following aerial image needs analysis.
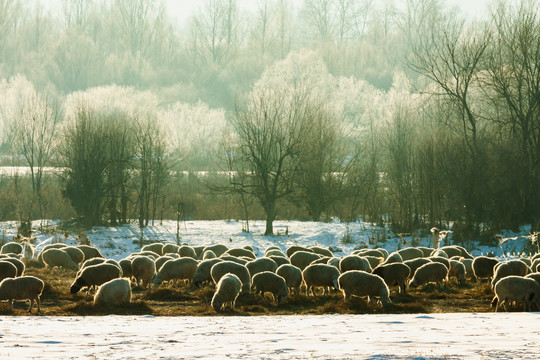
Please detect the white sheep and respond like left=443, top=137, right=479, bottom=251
left=491, top=259, right=531, bottom=288
left=211, top=273, right=242, bottom=312
left=0, top=261, right=18, bottom=281
left=409, top=262, right=448, bottom=288
left=192, top=258, right=223, bottom=288
left=246, top=257, right=278, bottom=278
left=309, top=246, right=333, bottom=257
left=131, top=256, right=156, bottom=288
left=339, top=255, right=372, bottom=273
left=178, top=245, right=197, bottom=259
left=0, top=275, right=44, bottom=313
left=0, top=242, right=23, bottom=255
left=472, top=256, right=499, bottom=281
left=286, top=245, right=314, bottom=258
left=491, top=275, right=540, bottom=312
left=383, top=251, right=404, bottom=264
left=76, top=245, right=104, bottom=260
left=372, top=263, right=411, bottom=294
left=202, top=244, right=229, bottom=257
left=276, top=264, right=303, bottom=295
left=224, top=248, right=256, bottom=259
left=448, top=259, right=466, bottom=284
left=430, top=249, right=449, bottom=258
left=290, top=251, right=321, bottom=271
left=403, top=258, right=432, bottom=276
left=202, top=250, right=217, bottom=260
left=119, top=258, right=133, bottom=279
left=37, top=243, right=67, bottom=263
left=93, top=278, right=132, bottom=307
left=42, top=248, right=79, bottom=271
left=428, top=256, right=450, bottom=269
left=141, top=243, right=164, bottom=256
left=210, top=261, right=251, bottom=293
left=338, top=270, right=391, bottom=306
left=460, top=258, right=476, bottom=281
left=265, top=249, right=286, bottom=258
left=302, top=263, right=340, bottom=296
left=70, top=263, right=123, bottom=294
left=162, top=243, right=180, bottom=255
left=154, top=255, right=176, bottom=272
left=2, top=257, right=25, bottom=277
left=251, top=271, right=288, bottom=305
left=219, top=254, right=249, bottom=265
left=416, top=247, right=435, bottom=258
left=63, top=246, right=85, bottom=265
left=153, top=257, right=199, bottom=288
left=267, top=255, right=290, bottom=267
left=397, top=247, right=424, bottom=261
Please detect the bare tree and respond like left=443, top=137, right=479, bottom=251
left=301, top=0, right=335, bottom=42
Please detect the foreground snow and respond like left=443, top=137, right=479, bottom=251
left=1, top=312, right=539, bottom=359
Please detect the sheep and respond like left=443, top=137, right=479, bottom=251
left=1, top=242, right=23, bottom=255
left=338, top=270, right=391, bottom=305
left=290, top=251, right=321, bottom=271
left=312, top=257, right=332, bottom=265
left=210, top=261, right=251, bottom=293
left=141, top=243, right=164, bottom=256
left=491, top=260, right=530, bottom=288
left=42, top=248, right=78, bottom=271
left=244, top=245, right=256, bottom=252
left=246, top=257, right=278, bottom=278
left=472, top=256, right=499, bottom=281
left=276, top=264, right=303, bottom=295
left=363, top=256, right=383, bottom=269
left=525, top=272, right=540, bottom=284
left=519, top=257, right=532, bottom=268
left=118, top=258, right=133, bottom=279
left=430, top=249, right=449, bottom=258
left=131, top=251, right=159, bottom=260
left=219, top=254, right=249, bottom=265
left=265, top=246, right=281, bottom=253
left=353, top=249, right=386, bottom=260
left=460, top=258, right=476, bottom=281
left=131, top=256, right=156, bottom=288
left=0, top=261, right=18, bottom=281
left=77, top=245, right=104, bottom=260
left=162, top=243, right=180, bottom=255
left=302, top=263, right=340, bottom=296
left=193, top=245, right=206, bottom=259
left=286, top=245, right=314, bottom=258
left=310, top=246, right=333, bottom=258
left=403, top=258, right=432, bottom=276
left=63, top=246, right=85, bottom=265
left=224, top=248, right=256, bottom=259
left=491, top=276, right=540, bottom=312
left=448, top=260, right=466, bottom=284
left=70, top=263, right=122, bottom=294
left=372, top=263, right=411, bottom=294
left=416, top=247, right=435, bottom=257
left=327, top=257, right=341, bottom=269
left=93, top=278, right=132, bottom=307
left=397, top=247, right=424, bottom=261
left=192, top=258, right=223, bottom=287
left=428, top=256, right=450, bottom=269
left=265, top=249, right=286, bottom=258
left=153, top=257, right=199, bottom=288
left=78, top=258, right=106, bottom=276
left=339, top=255, right=372, bottom=273
left=440, top=245, right=473, bottom=259
left=531, top=259, right=540, bottom=273
left=178, top=245, right=197, bottom=259
left=202, top=244, right=229, bottom=257
left=202, top=250, right=217, bottom=260
left=409, top=262, right=448, bottom=288
left=251, top=271, right=288, bottom=305
left=154, top=255, right=176, bottom=272
left=0, top=275, right=44, bottom=313
left=268, top=255, right=290, bottom=267
left=211, top=273, right=242, bottom=312
left=383, top=251, right=403, bottom=264
left=2, top=257, right=25, bottom=277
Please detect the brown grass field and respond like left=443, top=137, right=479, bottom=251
left=0, top=260, right=515, bottom=316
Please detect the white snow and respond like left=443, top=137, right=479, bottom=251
left=1, top=313, right=539, bottom=359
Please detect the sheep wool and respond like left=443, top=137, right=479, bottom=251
left=192, top=258, right=223, bottom=287
left=0, top=242, right=23, bottom=255
left=276, top=264, right=303, bottom=295
left=251, top=271, right=288, bottom=305
left=0, top=261, right=18, bottom=282
left=492, top=275, right=540, bottom=312
left=491, top=260, right=531, bottom=288
left=302, top=263, right=340, bottom=296
left=131, top=256, right=156, bottom=288
left=211, top=273, right=242, bottom=312
left=76, top=245, right=104, bottom=260
left=210, top=261, right=251, bottom=293
left=338, top=270, right=390, bottom=305
left=290, top=251, right=321, bottom=271
left=153, top=257, right=199, bottom=288
left=71, top=263, right=123, bottom=294
left=372, top=263, right=411, bottom=294
left=42, top=248, right=79, bottom=271
left=0, top=275, right=44, bottom=313
left=246, top=257, right=278, bottom=278
left=409, top=262, right=448, bottom=288
left=472, top=256, right=499, bottom=281
left=93, top=278, right=132, bottom=307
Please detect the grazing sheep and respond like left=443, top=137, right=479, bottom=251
left=353, top=249, right=386, bottom=260
left=131, top=251, right=159, bottom=259
left=131, top=256, right=156, bottom=288
left=397, top=247, right=423, bottom=261
left=327, top=257, right=341, bottom=269
left=2, top=257, right=25, bottom=277
left=93, top=278, right=132, bottom=307
left=312, top=257, right=332, bottom=265
left=403, top=258, right=432, bottom=277
left=162, top=243, right=180, bottom=255
left=153, top=257, right=199, bottom=288
left=63, top=247, right=85, bottom=265
left=0, top=261, right=18, bottom=281
left=286, top=245, right=314, bottom=258
left=1, top=242, right=23, bottom=255
left=265, top=249, right=286, bottom=258
left=42, top=248, right=78, bottom=271
left=372, top=263, right=411, bottom=294
left=79, top=258, right=106, bottom=274
left=118, top=258, right=133, bottom=279
left=202, top=244, right=229, bottom=257
left=70, top=263, right=122, bottom=294
left=251, top=271, right=288, bottom=305
left=491, top=276, right=540, bottom=312
left=448, top=260, right=466, bottom=284
left=178, top=245, right=197, bottom=259
left=440, top=245, right=473, bottom=259
left=192, top=258, right=223, bottom=287
left=246, top=257, right=278, bottom=278
left=224, top=248, right=256, bottom=259
left=339, top=255, right=372, bottom=273
left=290, top=251, right=321, bottom=271
left=460, top=258, right=476, bottom=281
left=0, top=275, right=44, bottom=313
left=519, top=257, right=532, bottom=268
left=428, top=256, right=450, bottom=269
left=430, top=249, right=449, bottom=258
left=383, top=251, right=403, bottom=264
left=268, top=255, right=290, bottom=267
left=193, top=246, right=206, bottom=259
left=77, top=245, right=104, bottom=260
left=202, top=250, right=217, bottom=260
left=265, top=246, right=281, bottom=253
left=472, top=256, right=499, bottom=281
left=416, top=247, right=435, bottom=258
left=219, top=254, right=249, bottom=265
left=141, top=243, right=164, bottom=256
left=276, top=264, right=303, bottom=295
left=302, top=264, right=340, bottom=296
left=210, top=261, right=251, bottom=293
left=338, top=270, right=391, bottom=305
left=211, top=273, right=242, bottom=312
left=409, top=262, right=448, bottom=288
left=154, top=255, right=176, bottom=272
left=363, top=256, right=383, bottom=269
left=310, top=246, right=333, bottom=258
left=531, top=259, right=540, bottom=273
left=525, top=272, right=540, bottom=284
left=491, top=260, right=530, bottom=288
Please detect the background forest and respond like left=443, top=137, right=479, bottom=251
left=0, top=0, right=538, bottom=242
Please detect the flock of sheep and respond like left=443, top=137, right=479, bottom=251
left=1, top=238, right=540, bottom=314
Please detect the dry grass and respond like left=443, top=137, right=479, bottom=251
left=0, top=265, right=498, bottom=316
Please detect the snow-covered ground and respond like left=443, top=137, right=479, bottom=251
left=1, top=313, right=539, bottom=359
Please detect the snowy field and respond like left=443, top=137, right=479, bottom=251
left=1, top=313, right=539, bottom=359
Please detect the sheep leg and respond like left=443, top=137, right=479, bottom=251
left=36, top=296, right=41, bottom=313
left=8, top=299, right=13, bottom=312
left=28, top=299, right=34, bottom=313
left=261, top=293, right=271, bottom=304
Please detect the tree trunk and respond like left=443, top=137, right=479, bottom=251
left=264, top=202, right=275, bottom=236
